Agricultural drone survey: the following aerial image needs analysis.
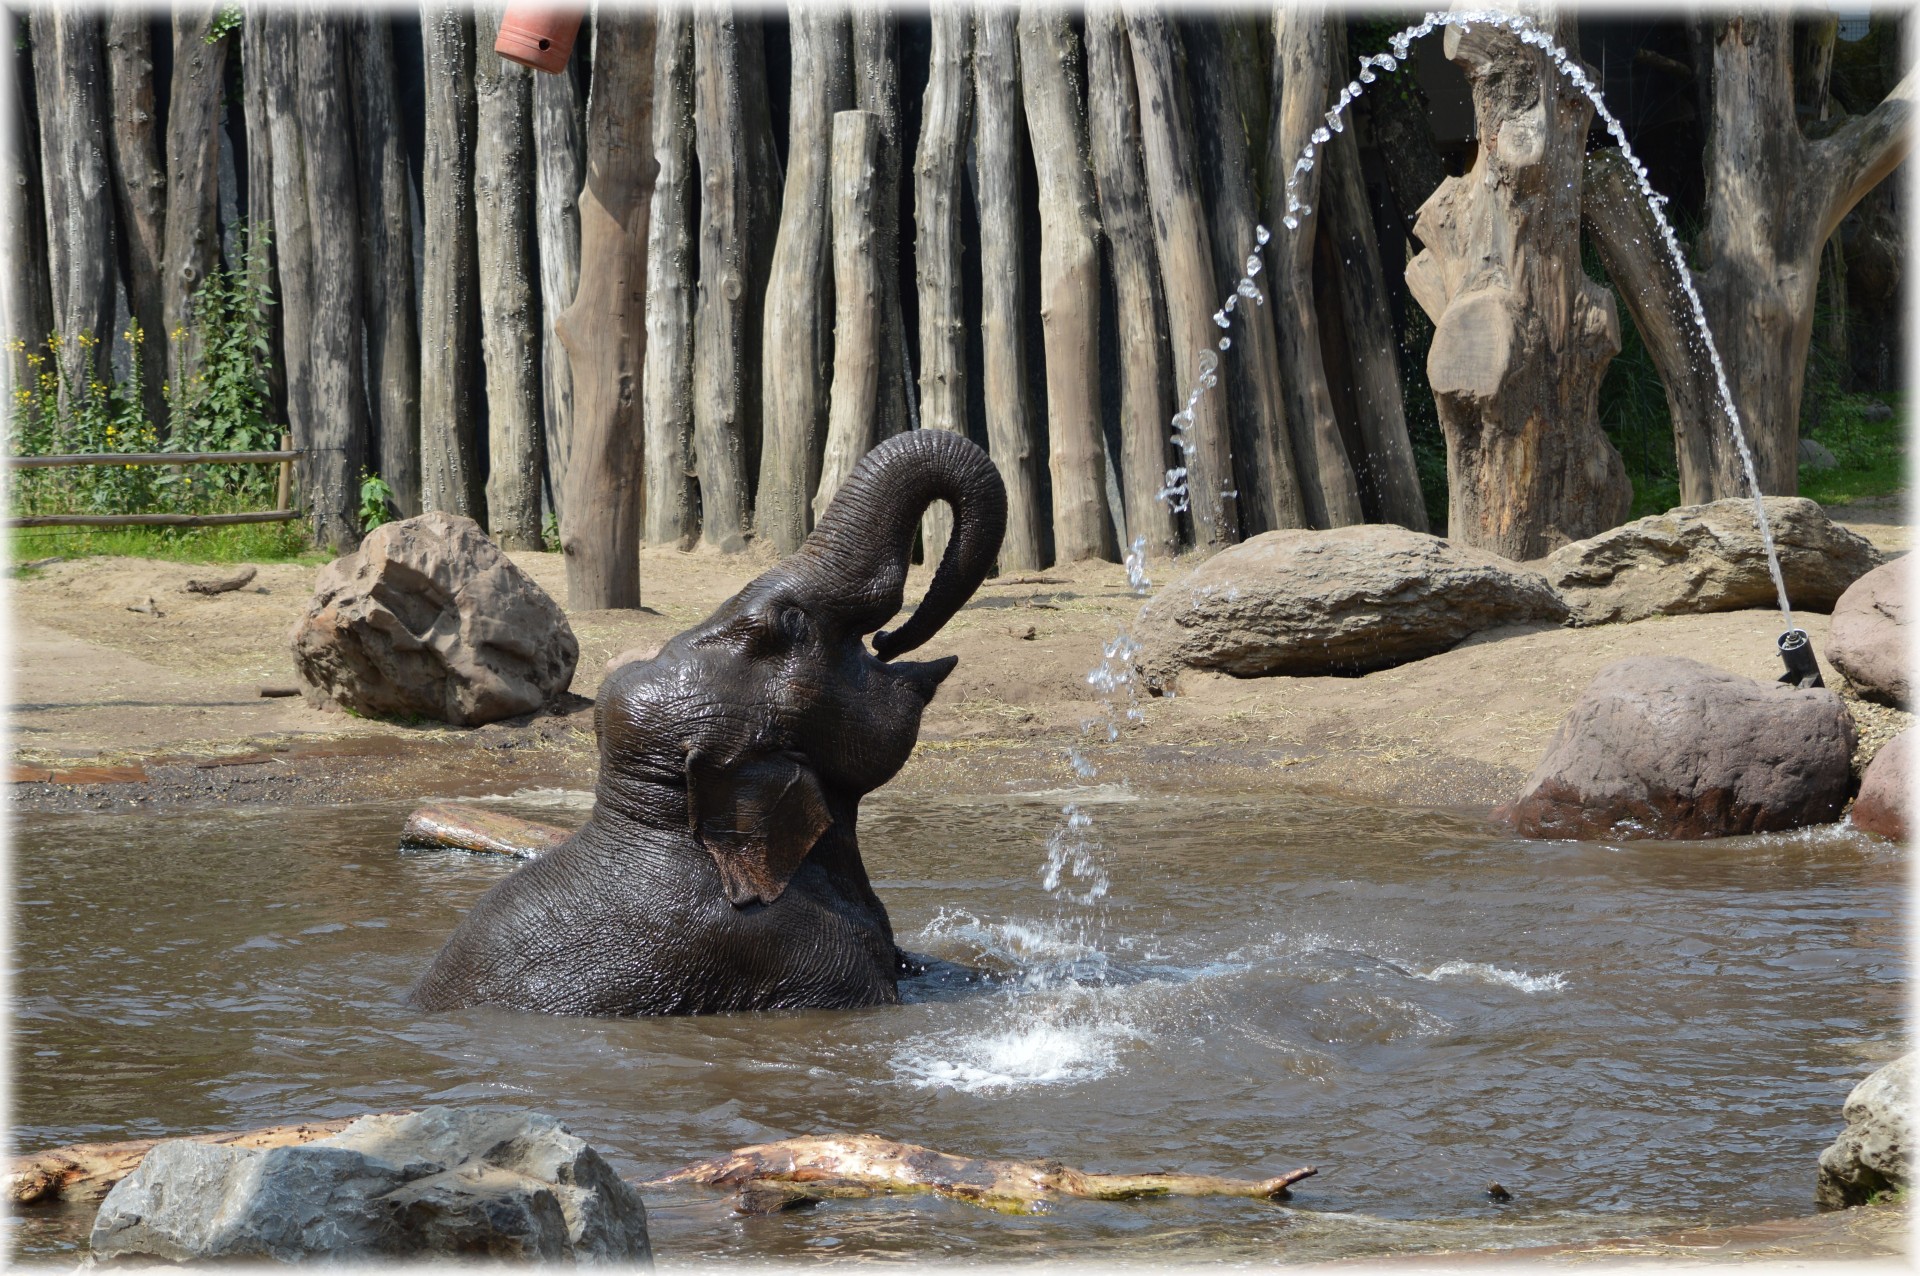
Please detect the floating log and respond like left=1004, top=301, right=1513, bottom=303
left=184, top=566, right=258, bottom=595
left=5, top=1114, right=407, bottom=1206
left=648, top=1134, right=1316, bottom=1215
left=398, top=802, right=575, bottom=858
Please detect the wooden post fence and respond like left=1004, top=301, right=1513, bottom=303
left=5, top=446, right=304, bottom=528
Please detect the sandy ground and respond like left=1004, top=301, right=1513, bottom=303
left=6, top=495, right=1911, bottom=814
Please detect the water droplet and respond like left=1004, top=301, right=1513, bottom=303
left=1326, top=112, right=1344, bottom=134
left=1379, top=53, right=1399, bottom=71
left=1349, top=79, right=1365, bottom=95
left=1359, top=67, right=1376, bottom=83
left=1298, top=203, right=1312, bottom=218
left=1213, top=309, right=1230, bottom=329
left=1282, top=214, right=1299, bottom=230
left=1312, top=127, right=1330, bottom=145
left=1245, top=254, right=1262, bottom=277
left=1255, top=224, right=1271, bottom=245
left=1217, top=337, right=1231, bottom=351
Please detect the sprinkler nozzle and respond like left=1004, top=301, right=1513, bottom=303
left=1777, top=629, right=1824, bottom=689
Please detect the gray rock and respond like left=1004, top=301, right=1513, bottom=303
left=90, top=1106, right=651, bottom=1264
left=291, top=513, right=579, bottom=726
left=1133, top=525, right=1567, bottom=687
left=1544, top=496, right=1884, bottom=626
left=1851, top=728, right=1911, bottom=841
left=1861, top=398, right=1896, bottom=423
left=1798, top=437, right=1840, bottom=471
left=1827, top=558, right=1910, bottom=708
left=1817, top=1053, right=1913, bottom=1210
left=1502, top=656, right=1856, bottom=840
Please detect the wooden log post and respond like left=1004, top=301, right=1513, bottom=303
left=971, top=8, right=1046, bottom=571
left=259, top=10, right=314, bottom=482
left=1403, top=10, right=1630, bottom=558
left=1127, top=11, right=1240, bottom=552
left=555, top=11, right=657, bottom=609
left=689, top=6, right=780, bottom=553
left=851, top=11, right=912, bottom=442
left=1184, top=15, right=1308, bottom=537
left=757, top=6, right=850, bottom=556
left=418, top=4, right=484, bottom=521
left=240, top=12, right=288, bottom=429
left=34, top=8, right=118, bottom=399
left=2, top=10, right=54, bottom=404
left=161, top=5, right=228, bottom=400
left=913, top=3, right=972, bottom=564
left=103, top=8, right=169, bottom=433
left=642, top=9, right=697, bottom=549
left=533, top=23, right=587, bottom=523
left=813, top=110, right=883, bottom=519
left=350, top=14, right=422, bottom=518
left=1264, top=8, right=1363, bottom=531
left=474, top=5, right=545, bottom=551
left=1019, top=9, right=1116, bottom=564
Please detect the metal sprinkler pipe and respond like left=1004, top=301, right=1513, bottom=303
left=1777, top=629, right=1824, bottom=690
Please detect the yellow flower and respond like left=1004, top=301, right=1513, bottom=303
left=76, top=333, right=95, bottom=348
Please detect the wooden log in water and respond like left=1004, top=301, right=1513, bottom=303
left=5, top=1115, right=408, bottom=1206
left=649, top=1133, right=1317, bottom=1215
left=398, top=802, right=575, bottom=858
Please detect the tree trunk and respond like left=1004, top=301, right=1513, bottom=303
left=1127, top=11, right=1238, bottom=551
left=1321, top=23, right=1426, bottom=533
left=418, top=4, right=484, bottom=520
left=1588, top=13, right=1915, bottom=502
left=161, top=6, right=227, bottom=400
left=350, top=14, right=421, bottom=518
left=34, top=9, right=117, bottom=396
left=240, top=13, right=288, bottom=430
left=1403, top=11, right=1628, bottom=559
left=1183, top=15, right=1307, bottom=537
left=913, top=2, right=972, bottom=563
left=103, top=8, right=168, bottom=433
left=1018, top=9, right=1115, bottom=565
left=473, top=5, right=544, bottom=550
left=260, top=11, right=315, bottom=508
left=2, top=9, right=54, bottom=402
left=291, top=14, right=367, bottom=551
left=555, top=11, right=656, bottom=609
left=757, top=6, right=849, bottom=555
left=689, top=6, right=779, bottom=552
left=813, top=110, right=882, bottom=518
left=642, top=8, right=696, bottom=548
left=533, top=24, right=586, bottom=522
left=851, top=10, right=911, bottom=442
left=971, top=7, right=1045, bottom=570
left=1264, top=8, right=1362, bottom=531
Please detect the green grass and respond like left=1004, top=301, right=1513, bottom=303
left=1800, top=391, right=1908, bottom=507
left=10, top=518, right=328, bottom=569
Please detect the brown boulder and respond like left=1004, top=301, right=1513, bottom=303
left=1851, top=728, right=1911, bottom=841
left=1543, top=496, right=1883, bottom=626
left=1133, top=525, right=1567, bottom=688
left=291, top=513, right=578, bottom=726
left=1503, top=656, right=1856, bottom=840
left=1827, top=558, right=1909, bottom=708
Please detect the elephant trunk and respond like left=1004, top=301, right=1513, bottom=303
left=796, top=429, right=1007, bottom=659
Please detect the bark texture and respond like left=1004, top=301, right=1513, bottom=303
left=813, top=110, right=883, bottom=520
left=474, top=6, right=544, bottom=550
left=161, top=6, right=228, bottom=397
left=642, top=9, right=697, bottom=548
left=555, top=12, right=657, bottom=609
left=851, top=10, right=912, bottom=442
left=103, top=8, right=168, bottom=431
left=757, top=6, right=850, bottom=555
left=1019, top=9, right=1116, bottom=564
left=913, top=3, right=972, bottom=563
left=1404, top=12, right=1630, bottom=559
left=3, top=11, right=54, bottom=401
left=240, top=12, right=288, bottom=429
left=419, top=4, right=484, bottom=520
left=533, top=27, right=586, bottom=521
left=972, top=8, right=1045, bottom=570
left=34, top=9, right=117, bottom=395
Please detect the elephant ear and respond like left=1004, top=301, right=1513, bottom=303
left=685, top=749, right=833, bottom=907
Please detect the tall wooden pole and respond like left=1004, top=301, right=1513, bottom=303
left=419, top=4, right=484, bottom=521
left=914, top=2, right=972, bottom=563
left=643, top=8, right=697, bottom=548
left=161, top=5, right=229, bottom=399
left=34, top=9, right=118, bottom=398
left=532, top=21, right=587, bottom=522
left=813, top=110, right=883, bottom=519
left=103, top=8, right=169, bottom=432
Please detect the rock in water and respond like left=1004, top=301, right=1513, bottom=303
left=1851, top=728, right=1911, bottom=841
left=1817, top=1054, right=1913, bottom=1210
left=290, top=513, right=578, bottom=726
left=1503, top=656, right=1856, bottom=840
left=1132, top=526, right=1567, bottom=688
left=89, top=1107, right=651, bottom=1263
left=1544, top=497, right=1883, bottom=626
left=1827, top=559, right=1910, bottom=709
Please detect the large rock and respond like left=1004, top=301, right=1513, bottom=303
left=1544, top=496, right=1884, bottom=626
left=1851, top=728, right=1911, bottom=841
left=1503, top=656, right=1856, bottom=840
left=1827, top=558, right=1910, bottom=708
left=90, top=1107, right=651, bottom=1263
left=291, top=513, right=578, bottom=726
left=1132, top=526, right=1567, bottom=687
left=1816, top=1054, right=1913, bottom=1210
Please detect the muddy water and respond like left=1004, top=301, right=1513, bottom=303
left=10, top=786, right=1906, bottom=1262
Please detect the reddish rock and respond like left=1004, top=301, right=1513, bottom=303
left=1827, top=559, right=1909, bottom=708
left=1504, top=656, right=1856, bottom=840
left=1851, top=729, right=1910, bottom=841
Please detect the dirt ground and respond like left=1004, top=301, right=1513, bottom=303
left=6, top=494, right=1911, bottom=815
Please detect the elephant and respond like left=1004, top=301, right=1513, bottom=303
left=410, top=429, right=1007, bottom=1016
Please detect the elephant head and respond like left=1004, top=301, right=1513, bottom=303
left=411, top=429, right=1007, bottom=1016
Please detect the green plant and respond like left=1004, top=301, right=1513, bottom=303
left=208, top=5, right=242, bottom=42
left=359, top=471, right=396, bottom=532
left=542, top=509, right=561, bottom=552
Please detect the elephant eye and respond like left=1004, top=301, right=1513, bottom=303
left=776, top=605, right=811, bottom=643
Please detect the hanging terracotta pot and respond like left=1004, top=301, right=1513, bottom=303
left=495, top=5, right=584, bottom=75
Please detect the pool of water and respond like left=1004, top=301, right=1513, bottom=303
left=9, top=785, right=1906, bottom=1262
